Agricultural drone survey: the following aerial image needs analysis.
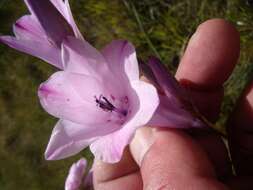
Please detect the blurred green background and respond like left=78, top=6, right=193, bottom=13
left=0, top=0, right=253, bottom=189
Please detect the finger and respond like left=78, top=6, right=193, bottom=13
left=228, top=82, right=253, bottom=175
left=138, top=129, right=229, bottom=190
left=93, top=146, right=142, bottom=190
left=94, top=172, right=142, bottom=190
left=175, top=19, right=240, bottom=178
left=176, top=18, right=240, bottom=121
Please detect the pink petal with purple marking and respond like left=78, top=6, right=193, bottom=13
left=13, top=15, right=45, bottom=40
left=24, top=0, right=74, bottom=47
left=38, top=71, right=113, bottom=125
left=0, top=36, right=61, bottom=68
left=90, top=81, right=159, bottom=163
left=0, top=0, right=84, bottom=69
left=50, top=0, right=83, bottom=39
left=1, top=13, right=63, bottom=68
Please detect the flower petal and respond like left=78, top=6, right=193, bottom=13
left=62, top=37, right=108, bottom=76
left=148, top=95, right=205, bottom=128
left=5, top=14, right=63, bottom=68
left=45, top=119, right=120, bottom=160
left=147, top=57, right=189, bottom=103
left=50, top=0, right=83, bottom=39
left=62, top=37, right=127, bottom=98
left=24, top=0, right=74, bottom=47
left=62, top=36, right=108, bottom=76
left=90, top=81, right=159, bottom=163
left=0, top=36, right=62, bottom=68
left=38, top=71, right=112, bottom=125
left=65, top=158, right=87, bottom=190
left=13, top=15, right=45, bottom=40
left=45, top=120, right=94, bottom=160
left=101, top=40, right=139, bottom=82
left=146, top=57, right=205, bottom=128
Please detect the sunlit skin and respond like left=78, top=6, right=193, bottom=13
left=93, top=19, right=253, bottom=190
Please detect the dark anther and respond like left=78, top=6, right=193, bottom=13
left=95, top=95, right=115, bottom=112
left=95, top=95, right=128, bottom=117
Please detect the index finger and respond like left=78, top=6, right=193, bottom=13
left=175, top=19, right=240, bottom=179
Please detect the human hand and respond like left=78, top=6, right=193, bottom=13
left=93, top=19, right=252, bottom=190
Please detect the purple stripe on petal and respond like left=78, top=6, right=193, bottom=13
left=38, top=85, right=54, bottom=99
left=25, top=0, right=74, bottom=47
left=13, top=15, right=45, bottom=40
left=0, top=35, right=62, bottom=68
left=147, top=57, right=185, bottom=98
left=15, top=22, right=26, bottom=31
left=50, top=0, right=83, bottom=40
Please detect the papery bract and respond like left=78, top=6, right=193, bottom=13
left=39, top=38, right=159, bottom=163
left=65, top=158, right=93, bottom=190
left=143, top=57, right=206, bottom=128
left=0, top=0, right=82, bottom=69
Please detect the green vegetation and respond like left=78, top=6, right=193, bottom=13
left=0, top=0, right=252, bottom=189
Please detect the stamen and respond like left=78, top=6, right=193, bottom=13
left=95, top=95, right=114, bottom=111
left=95, top=95, right=128, bottom=116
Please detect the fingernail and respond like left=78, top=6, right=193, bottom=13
left=130, top=127, right=155, bottom=166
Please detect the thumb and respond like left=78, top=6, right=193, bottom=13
left=130, top=127, right=228, bottom=190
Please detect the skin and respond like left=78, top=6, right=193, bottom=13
left=93, top=19, right=253, bottom=190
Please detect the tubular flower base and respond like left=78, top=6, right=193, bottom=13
left=143, top=57, right=207, bottom=129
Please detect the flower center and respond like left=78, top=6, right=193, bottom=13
left=95, top=95, right=128, bottom=117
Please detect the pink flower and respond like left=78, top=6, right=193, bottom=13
left=65, top=158, right=93, bottom=190
left=39, top=38, right=159, bottom=163
left=0, top=0, right=159, bottom=163
left=0, top=0, right=82, bottom=69
left=143, top=57, right=206, bottom=128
